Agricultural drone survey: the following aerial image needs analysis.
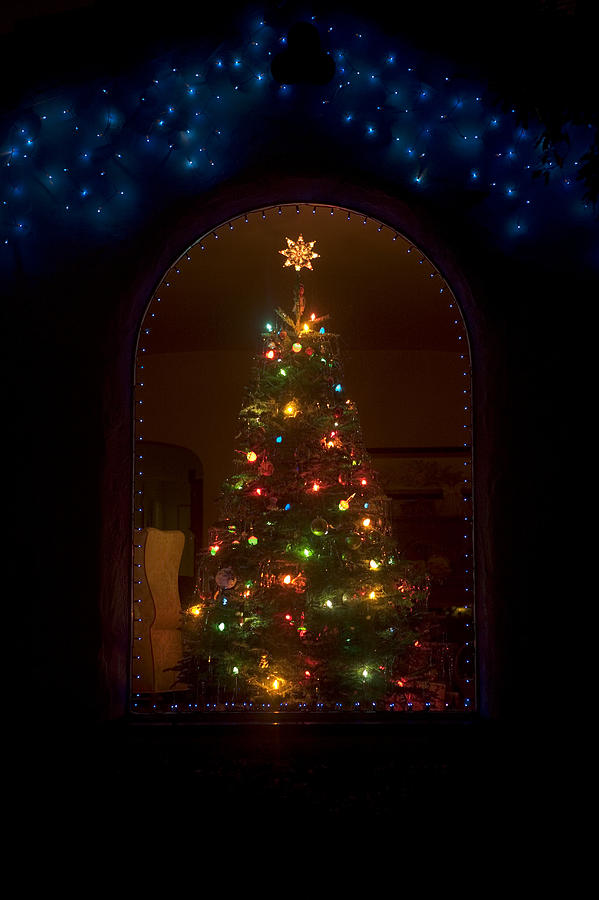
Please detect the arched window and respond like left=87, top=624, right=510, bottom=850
left=131, top=203, right=474, bottom=714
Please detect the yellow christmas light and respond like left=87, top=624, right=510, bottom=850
left=279, top=234, right=320, bottom=271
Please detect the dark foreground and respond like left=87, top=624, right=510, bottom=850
left=12, top=712, right=545, bottom=832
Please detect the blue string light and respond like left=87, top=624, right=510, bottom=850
left=1, top=11, right=594, bottom=268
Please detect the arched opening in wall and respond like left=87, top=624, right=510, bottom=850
left=132, top=203, right=474, bottom=714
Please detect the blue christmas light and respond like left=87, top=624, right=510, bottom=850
left=1, top=11, right=594, bottom=269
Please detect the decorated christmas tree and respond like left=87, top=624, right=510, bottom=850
left=177, top=236, right=430, bottom=709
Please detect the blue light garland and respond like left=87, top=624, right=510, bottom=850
left=1, top=11, right=595, bottom=272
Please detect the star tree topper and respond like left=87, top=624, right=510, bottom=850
left=276, top=235, right=327, bottom=335
left=279, top=234, right=320, bottom=272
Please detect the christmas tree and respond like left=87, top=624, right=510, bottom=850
left=177, top=236, right=430, bottom=709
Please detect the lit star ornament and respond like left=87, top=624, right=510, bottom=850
left=279, top=235, right=320, bottom=272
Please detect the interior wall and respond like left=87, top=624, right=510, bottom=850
left=141, top=347, right=466, bottom=545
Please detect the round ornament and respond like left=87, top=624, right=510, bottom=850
left=215, top=567, right=237, bottom=589
left=310, top=517, right=329, bottom=536
left=259, top=460, right=274, bottom=476
left=345, top=532, right=361, bottom=550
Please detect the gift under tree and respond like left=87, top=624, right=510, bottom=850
left=177, top=236, right=429, bottom=708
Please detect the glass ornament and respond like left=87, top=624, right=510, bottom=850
left=310, top=517, right=329, bottom=536
left=215, top=567, right=237, bottom=589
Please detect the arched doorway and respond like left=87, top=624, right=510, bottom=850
left=131, top=202, right=474, bottom=714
